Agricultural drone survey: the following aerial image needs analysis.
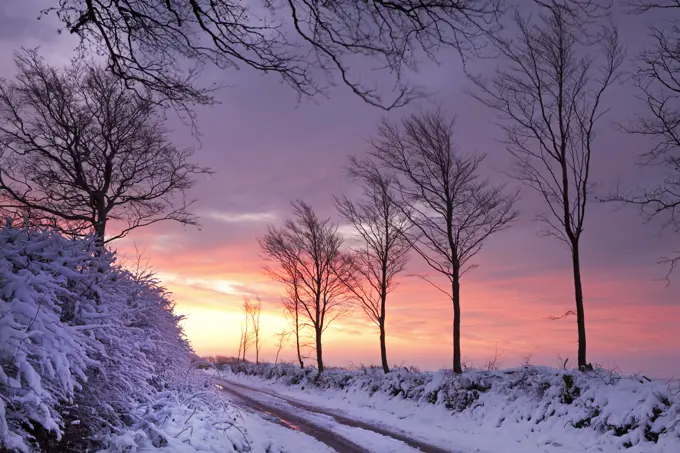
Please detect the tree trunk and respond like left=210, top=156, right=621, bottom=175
left=315, top=327, right=324, bottom=374
left=452, top=275, right=462, bottom=374
left=380, top=263, right=390, bottom=373
left=255, top=331, right=259, bottom=364
left=94, top=203, right=107, bottom=250
left=294, top=301, right=304, bottom=368
left=572, top=241, right=588, bottom=370
left=379, top=319, right=389, bottom=373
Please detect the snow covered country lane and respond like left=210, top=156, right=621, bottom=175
left=218, top=378, right=452, bottom=453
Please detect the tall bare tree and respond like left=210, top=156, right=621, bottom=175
left=0, top=50, right=209, bottom=246
left=335, top=159, right=410, bottom=373
left=369, top=110, right=519, bottom=373
left=245, top=296, right=263, bottom=364
left=45, top=1, right=501, bottom=110
left=260, top=201, right=354, bottom=374
left=604, top=0, right=680, bottom=277
left=472, top=1, right=623, bottom=369
left=238, top=299, right=254, bottom=362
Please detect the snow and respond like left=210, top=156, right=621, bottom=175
left=218, top=363, right=680, bottom=453
left=96, top=383, right=337, bottom=453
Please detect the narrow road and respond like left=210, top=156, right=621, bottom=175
left=218, top=379, right=454, bottom=453
left=219, top=382, right=369, bottom=453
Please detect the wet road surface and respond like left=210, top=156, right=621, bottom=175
left=219, top=382, right=369, bottom=452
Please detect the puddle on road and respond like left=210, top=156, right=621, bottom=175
left=262, top=410, right=302, bottom=431
left=278, top=418, right=302, bottom=431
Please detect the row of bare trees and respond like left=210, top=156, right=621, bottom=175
left=259, top=109, right=519, bottom=374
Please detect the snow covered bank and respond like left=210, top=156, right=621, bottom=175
left=0, top=226, right=243, bottom=452
left=222, top=362, right=680, bottom=452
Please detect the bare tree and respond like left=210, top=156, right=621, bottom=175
left=237, top=323, right=247, bottom=362
left=260, top=201, right=354, bottom=374
left=282, top=285, right=306, bottom=369
left=273, top=329, right=291, bottom=365
left=472, top=1, right=623, bottom=369
left=604, top=0, right=680, bottom=278
left=0, top=49, right=210, bottom=247
left=237, top=325, right=242, bottom=361
left=368, top=110, right=519, bottom=374
left=238, top=298, right=255, bottom=362
left=44, top=1, right=501, bottom=110
left=335, top=159, right=410, bottom=373
left=483, top=347, right=503, bottom=371
left=245, top=296, right=263, bottom=364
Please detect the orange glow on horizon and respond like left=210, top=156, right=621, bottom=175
left=111, top=223, right=680, bottom=378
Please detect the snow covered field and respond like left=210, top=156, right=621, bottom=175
left=214, top=363, right=680, bottom=453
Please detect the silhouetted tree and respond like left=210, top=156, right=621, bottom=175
left=45, top=0, right=501, bottom=110
left=0, top=50, right=209, bottom=247
left=369, top=109, right=519, bottom=373
left=335, top=159, right=410, bottom=373
left=282, top=282, right=306, bottom=369
left=245, top=296, right=263, bottom=364
left=260, top=201, right=354, bottom=374
left=472, top=0, right=623, bottom=369
left=237, top=319, right=252, bottom=363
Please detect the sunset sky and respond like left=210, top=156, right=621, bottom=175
left=2, top=1, right=679, bottom=378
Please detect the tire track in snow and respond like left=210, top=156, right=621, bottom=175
left=218, top=382, right=369, bottom=452
left=220, top=379, right=455, bottom=453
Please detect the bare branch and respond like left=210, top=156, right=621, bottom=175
left=609, top=2, right=680, bottom=278
left=42, top=0, right=502, bottom=111
left=625, top=0, right=680, bottom=14
left=545, top=310, right=577, bottom=320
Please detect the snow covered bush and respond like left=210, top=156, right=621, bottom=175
left=223, top=362, right=680, bottom=451
left=97, top=386, right=251, bottom=453
left=0, top=224, right=200, bottom=452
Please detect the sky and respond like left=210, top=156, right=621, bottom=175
left=1, top=1, right=679, bottom=378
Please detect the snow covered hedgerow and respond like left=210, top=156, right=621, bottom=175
left=97, top=387, right=251, bottom=453
left=0, top=225, right=196, bottom=452
left=223, top=362, right=680, bottom=451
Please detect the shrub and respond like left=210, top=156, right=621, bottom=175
left=0, top=226, right=194, bottom=452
